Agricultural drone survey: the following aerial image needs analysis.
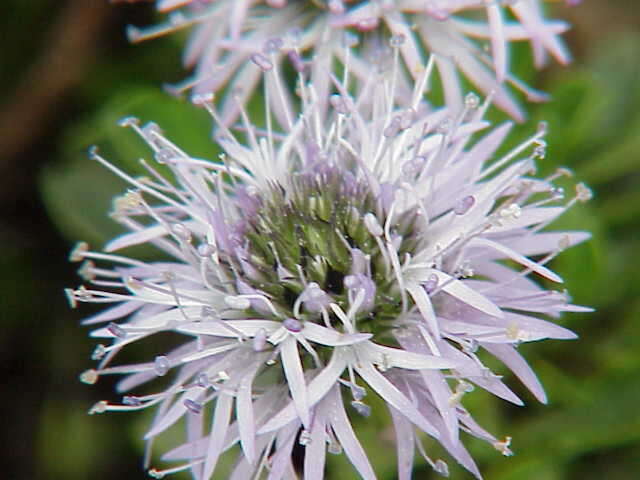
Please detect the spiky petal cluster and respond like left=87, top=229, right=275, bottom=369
left=125, top=0, right=577, bottom=122
left=70, top=63, right=591, bottom=479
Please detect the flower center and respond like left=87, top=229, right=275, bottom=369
left=231, top=165, right=422, bottom=336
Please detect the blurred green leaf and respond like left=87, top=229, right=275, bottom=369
left=39, top=86, right=218, bottom=246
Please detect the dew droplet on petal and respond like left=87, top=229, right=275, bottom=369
left=537, top=121, right=548, bottom=135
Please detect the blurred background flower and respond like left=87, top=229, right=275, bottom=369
left=123, top=0, right=575, bottom=121
left=1, top=0, right=639, bottom=479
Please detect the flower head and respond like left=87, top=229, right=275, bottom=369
left=70, top=62, right=591, bottom=479
left=124, top=0, right=578, bottom=122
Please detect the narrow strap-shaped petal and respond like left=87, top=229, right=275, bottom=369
left=259, top=349, right=347, bottom=434
left=406, top=283, right=440, bottom=338
left=427, top=269, right=504, bottom=318
left=356, top=342, right=456, bottom=370
left=281, top=336, right=311, bottom=428
left=482, top=342, right=547, bottom=403
left=388, top=406, right=415, bottom=480
left=470, top=237, right=562, bottom=282
left=328, top=387, right=377, bottom=480
left=304, top=406, right=328, bottom=480
left=202, top=392, right=234, bottom=479
left=145, top=387, right=202, bottom=439
left=236, top=362, right=261, bottom=464
left=355, top=362, right=439, bottom=438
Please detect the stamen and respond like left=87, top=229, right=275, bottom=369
left=154, top=355, right=171, bottom=376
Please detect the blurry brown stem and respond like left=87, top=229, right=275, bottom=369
left=0, top=0, right=112, bottom=165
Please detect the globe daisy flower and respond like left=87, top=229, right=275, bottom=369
left=69, top=59, right=591, bottom=479
left=123, top=0, right=577, bottom=122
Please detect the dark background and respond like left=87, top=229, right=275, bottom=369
left=1, top=1, right=639, bottom=479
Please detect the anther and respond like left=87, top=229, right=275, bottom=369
left=493, top=436, right=513, bottom=456
left=454, top=195, right=475, bottom=215
left=80, top=369, right=99, bottom=385
left=69, top=241, right=89, bottom=262
left=64, top=288, right=78, bottom=309
left=77, top=260, right=96, bottom=281
left=154, top=355, right=171, bottom=376
left=253, top=328, right=268, bottom=352
left=89, top=401, right=108, bottom=415
left=576, top=183, right=593, bottom=202
left=537, top=121, right=548, bottom=135
left=434, top=459, right=449, bottom=477
left=196, top=373, right=210, bottom=388
left=123, top=395, right=142, bottom=406
left=424, top=274, right=438, bottom=294
left=251, top=53, right=273, bottom=72
left=351, top=401, right=371, bottom=417
left=118, top=116, right=140, bottom=128
left=283, top=318, right=303, bottom=333
left=91, top=344, right=106, bottom=361
left=464, top=92, right=480, bottom=109
left=183, top=399, right=203, bottom=414
left=107, top=322, right=127, bottom=339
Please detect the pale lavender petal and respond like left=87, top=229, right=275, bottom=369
left=482, top=343, right=547, bottom=403
left=202, top=392, right=234, bottom=479
left=327, top=387, right=377, bottom=480
left=355, top=362, right=439, bottom=438
left=281, top=336, right=311, bottom=428
left=259, top=350, right=347, bottom=434
left=470, top=237, right=563, bottom=282
left=304, top=407, right=328, bottom=480
left=388, top=406, right=415, bottom=480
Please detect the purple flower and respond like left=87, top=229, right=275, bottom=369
left=124, top=0, right=577, bottom=122
left=70, top=63, right=591, bottom=479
